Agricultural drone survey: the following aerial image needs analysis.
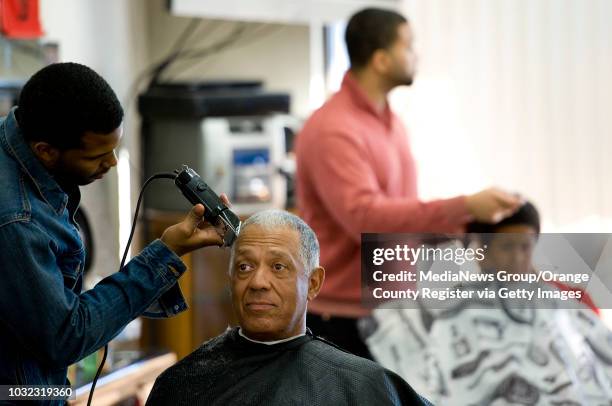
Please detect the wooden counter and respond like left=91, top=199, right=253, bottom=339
left=70, top=353, right=177, bottom=406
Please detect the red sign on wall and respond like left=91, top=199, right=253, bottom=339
left=0, top=0, right=43, bottom=39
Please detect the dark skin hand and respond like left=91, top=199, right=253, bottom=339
left=161, top=194, right=231, bottom=257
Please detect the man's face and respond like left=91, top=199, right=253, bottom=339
left=230, top=224, right=320, bottom=341
left=383, top=22, right=417, bottom=87
left=483, top=225, right=538, bottom=275
left=52, top=126, right=122, bottom=185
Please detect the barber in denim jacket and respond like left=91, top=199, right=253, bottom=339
left=0, top=63, right=227, bottom=400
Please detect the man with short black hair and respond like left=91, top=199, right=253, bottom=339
left=147, top=209, right=432, bottom=405
left=296, top=7, right=522, bottom=359
left=345, top=8, right=413, bottom=83
left=0, top=62, right=227, bottom=393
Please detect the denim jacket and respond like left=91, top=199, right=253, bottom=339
left=0, top=108, right=188, bottom=400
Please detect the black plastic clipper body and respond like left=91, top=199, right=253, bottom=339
left=174, top=165, right=241, bottom=246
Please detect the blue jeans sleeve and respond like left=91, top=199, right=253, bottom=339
left=0, top=220, right=188, bottom=368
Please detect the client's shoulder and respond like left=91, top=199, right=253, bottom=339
left=304, top=336, right=387, bottom=375
left=147, top=328, right=238, bottom=405
left=155, top=327, right=237, bottom=382
left=303, top=337, right=432, bottom=405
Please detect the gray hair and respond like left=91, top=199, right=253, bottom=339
left=229, top=209, right=320, bottom=275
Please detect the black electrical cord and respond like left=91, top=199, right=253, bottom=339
left=164, top=24, right=285, bottom=81
left=147, top=23, right=247, bottom=87
left=86, top=172, right=177, bottom=406
left=119, top=20, right=248, bottom=179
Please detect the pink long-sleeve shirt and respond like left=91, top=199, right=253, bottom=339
left=296, top=72, right=472, bottom=318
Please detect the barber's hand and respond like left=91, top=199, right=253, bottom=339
left=161, top=194, right=231, bottom=257
left=466, top=187, right=522, bottom=223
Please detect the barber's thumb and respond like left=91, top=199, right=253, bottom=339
left=495, top=192, right=521, bottom=210
left=185, top=204, right=205, bottom=228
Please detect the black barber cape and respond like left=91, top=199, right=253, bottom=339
left=146, top=327, right=431, bottom=405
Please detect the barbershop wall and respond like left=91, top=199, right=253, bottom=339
left=391, top=0, right=612, bottom=232
left=32, top=0, right=314, bottom=280
left=5, top=0, right=611, bottom=270
left=145, top=0, right=312, bottom=118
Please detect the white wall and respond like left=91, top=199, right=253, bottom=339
left=39, top=0, right=150, bottom=279
left=391, top=0, right=612, bottom=232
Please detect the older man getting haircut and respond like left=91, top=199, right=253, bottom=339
left=146, top=210, right=431, bottom=405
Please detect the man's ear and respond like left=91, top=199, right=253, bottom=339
left=307, top=267, right=325, bottom=301
left=371, top=49, right=391, bottom=74
left=30, top=141, right=60, bottom=168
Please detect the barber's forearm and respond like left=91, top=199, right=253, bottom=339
left=307, top=135, right=470, bottom=239
left=327, top=193, right=471, bottom=242
left=48, top=240, right=186, bottom=366
left=0, top=233, right=185, bottom=367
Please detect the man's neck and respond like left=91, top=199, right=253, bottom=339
left=351, top=68, right=392, bottom=113
left=238, top=328, right=306, bottom=345
left=27, top=144, right=76, bottom=191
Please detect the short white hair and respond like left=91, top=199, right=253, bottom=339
left=229, top=209, right=320, bottom=275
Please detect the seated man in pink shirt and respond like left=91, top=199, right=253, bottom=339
left=295, top=7, right=522, bottom=359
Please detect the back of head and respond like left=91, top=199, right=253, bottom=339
left=466, top=201, right=541, bottom=249
left=345, top=7, right=408, bottom=70
left=231, top=209, right=320, bottom=275
left=467, top=201, right=540, bottom=236
left=16, top=62, right=123, bottom=150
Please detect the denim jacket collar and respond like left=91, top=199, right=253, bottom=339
left=0, top=107, right=68, bottom=214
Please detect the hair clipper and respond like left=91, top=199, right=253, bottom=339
left=174, top=165, right=241, bottom=246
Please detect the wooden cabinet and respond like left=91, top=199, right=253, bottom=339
left=139, top=210, right=237, bottom=360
